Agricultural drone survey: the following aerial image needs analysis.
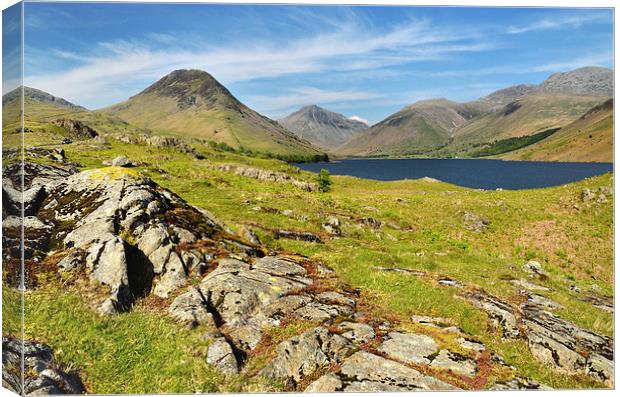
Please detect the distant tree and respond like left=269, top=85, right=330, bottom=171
left=317, top=169, right=332, bottom=192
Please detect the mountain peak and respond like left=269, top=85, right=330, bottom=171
left=279, top=105, right=368, bottom=150
left=539, top=66, right=612, bottom=96
left=135, top=69, right=240, bottom=110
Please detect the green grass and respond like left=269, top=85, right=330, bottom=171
left=22, top=288, right=279, bottom=394
left=471, top=127, right=560, bottom=157
left=10, top=124, right=613, bottom=391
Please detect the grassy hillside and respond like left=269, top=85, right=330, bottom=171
left=439, top=94, right=606, bottom=157
left=500, top=99, right=613, bottom=163
left=471, top=128, right=560, bottom=157
left=101, top=70, right=323, bottom=158
left=7, top=122, right=612, bottom=391
left=337, top=99, right=479, bottom=156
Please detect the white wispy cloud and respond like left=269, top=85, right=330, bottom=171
left=506, top=13, right=607, bottom=34
left=429, top=52, right=612, bottom=78
left=24, top=15, right=492, bottom=109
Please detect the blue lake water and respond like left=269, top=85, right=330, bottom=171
left=293, top=158, right=613, bottom=190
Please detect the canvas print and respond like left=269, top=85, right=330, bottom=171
left=1, top=1, right=614, bottom=394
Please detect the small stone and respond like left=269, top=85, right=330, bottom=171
left=281, top=209, right=294, bottom=217
left=438, top=278, right=464, bottom=288
left=523, top=260, right=547, bottom=277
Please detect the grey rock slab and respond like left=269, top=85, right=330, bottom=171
left=336, top=322, right=376, bottom=344
left=90, top=237, right=129, bottom=289
left=207, top=338, right=239, bottom=375
left=317, top=291, right=355, bottom=307
left=252, top=256, right=309, bottom=279
left=197, top=257, right=312, bottom=350
left=511, top=278, right=550, bottom=291
left=525, top=293, right=563, bottom=310
left=430, top=350, right=478, bottom=376
left=169, top=287, right=216, bottom=327
left=378, top=332, right=438, bottom=365
left=153, top=251, right=188, bottom=298
left=339, top=351, right=458, bottom=391
left=260, top=327, right=352, bottom=385
left=304, top=374, right=343, bottom=392
left=458, top=338, right=486, bottom=352
left=463, top=290, right=520, bottom=338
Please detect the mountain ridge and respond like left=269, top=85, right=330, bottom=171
left=336, top=66, right=612, bottom=159
left=101, top=69, right=324, bottom=158
left=278, top=104, right=368, bottom=151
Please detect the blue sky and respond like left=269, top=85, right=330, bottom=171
left=16, top=3, right=614, bottom=124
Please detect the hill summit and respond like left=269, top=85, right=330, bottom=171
left=102, top=69, right=323, bottom=158
left=279, top=105, right=368, bottom=150
left=135, top=69, right=242, bottom=111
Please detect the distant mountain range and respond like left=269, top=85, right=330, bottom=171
left=336, top=66, right=613, bottom=159
left=101, top=69, right=323, bottom=158
left=278, top=105, right=368, bottom=150
left=4, top=66, right=612, bottom=163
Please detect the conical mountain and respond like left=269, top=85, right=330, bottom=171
left=102, top=69, right=322, bottom=157
left=278, top=105, right=367, bottom=150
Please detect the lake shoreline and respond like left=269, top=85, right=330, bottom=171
left=293, top=158, right=613, bottom=190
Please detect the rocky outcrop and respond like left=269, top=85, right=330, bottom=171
left=274, top=229, right=323, bottom=243
left=2, top=337, right=86, bottom=395
left=2, top=162, right=257, bottom=313
left=115, top=134, right=204, bottom=159
left=210, top=163, right=318, bottom=192
left=463, top=288, right=613, bottom=385
left=306, top=351, right=457, bottom=392
left=52, top=118, right=98, bottom=138
left=461, top=211, right=490, bottom=232
left=5, top=160, right=612, bottom=391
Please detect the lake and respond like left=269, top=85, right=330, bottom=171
left=293, top=158, right=614, bottom=190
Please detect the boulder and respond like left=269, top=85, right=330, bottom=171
left=110, top=155, right=132, bottom=167
left=523, top=260, right=547, bottom=277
